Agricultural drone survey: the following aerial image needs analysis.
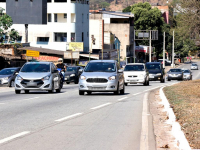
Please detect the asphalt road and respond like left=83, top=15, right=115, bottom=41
left=0, top=62, right=199, bottom=150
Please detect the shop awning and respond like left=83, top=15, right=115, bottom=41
left=18, top=47, right=64, bottom=56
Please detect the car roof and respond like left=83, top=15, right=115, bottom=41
left=126, top=63, right=145, bottom=65
left=89, top=60, right=116, bottom=63
left=2, top=67, right=20, bottom=69
left=146, top=62, right=161, bottom=65
left=26, top=62, right=51, bottom=64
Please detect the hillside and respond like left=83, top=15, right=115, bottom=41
left=90, top=0, right=169, bottom=11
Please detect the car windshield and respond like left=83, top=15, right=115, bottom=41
left=67, top=67, right=77, bottom=72
left=192, top=64, right=197, bottom=66
left=146, top=64, right=161, bottom=70
left=0, top=68, right=16, bottom=75
left=84, top=62, right=116, bottom=72
left=124, top=65, right=144, bottom=71
left=169, top=69, right=182, bottom=72
left=21, top=64, right=50, bottom=72
left=183, top=70, right=190, bottom=73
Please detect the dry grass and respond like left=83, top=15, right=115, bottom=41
left=164, top=80, right=200, bottom=149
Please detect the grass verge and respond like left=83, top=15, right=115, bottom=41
left=163, top=80, right=200, bottom=149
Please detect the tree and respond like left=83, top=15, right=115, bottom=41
left=8, top=29, right=19, bottom=43
left=99, top=2, right=110, bottom=8
left=123, top=2, right=170, bottom=58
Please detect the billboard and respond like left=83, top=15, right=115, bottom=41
left=6, top=0, right=47, bottom=24
left=68, top=42, right=83, bottom=51
left=64, top=51, right=79, bottom=59
left=26, top=50, right=40, bottom=57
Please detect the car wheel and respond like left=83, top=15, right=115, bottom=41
left=25, top=90, right=29, bottom=94
left=66, top=82, right=70, bottom=84
left=146, top=80, right=149, bottom=86
left=11, top=80, right=14, bottom=87
left=143, top=80, right=146, bottom=86
left=87, top=92, right=92, bottom=95
left=168, top=79, right=171, bottom=81
left=160, top=77, right=165, bottom=83
left=48, top=82, right=54, bottom=93
left=120, top=84, right=125, bottom=94
left=79, top=91, right=84, bottom=95
left=15, top=90, right=21, bottom=94
left=125, top=83, right=128, bottom=86
left=74, top=80, right=79, bottom=84
left=56, top=89, right=61, bottom=93
left=114, top=83, right=120, bottom=95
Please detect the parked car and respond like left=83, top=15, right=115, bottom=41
left=0, top=67, right=20, bottom=87
left=191, top=63, right=198, bottom=70
left=146, top=62, right=165, bottom=83
left=123, top=63, right=149, bottom=86
left=167, top=69, right=183, bottom=81
left=182, top=69, right=192, bottom=80
left=65, top=66, right=83, bottom=84
left=79, top=60, right=125, bottom=95
left=15, top=62, right=62, bottom=94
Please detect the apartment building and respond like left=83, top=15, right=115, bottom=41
left=0, top=0, right=89, bottom=53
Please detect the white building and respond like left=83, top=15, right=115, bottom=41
left=0, top=0, right=89, bottom=53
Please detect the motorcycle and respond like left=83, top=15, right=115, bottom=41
left=57, top=68, right=65, bottom=89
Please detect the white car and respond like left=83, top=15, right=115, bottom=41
left=124, top=63, right=149, bottom=86
left=191, top=63, right=198, bottom=70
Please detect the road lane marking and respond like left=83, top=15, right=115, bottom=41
left=23, top=97, right=39, bottom=101
left=91, top=103, right=111, bottom=110
left=0, top=103, right=5, bottom=105
left=140, top=93, right=149, bottom=150
left=133, top=92, right=142, bottom=96
left=118, top=97, right=128, bottom=101
left=55, top=113, right=83, bottom=122
left=0, top=131, right=30, bottom=144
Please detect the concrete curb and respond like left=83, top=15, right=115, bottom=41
left=159, top=86, right=191, bottom=150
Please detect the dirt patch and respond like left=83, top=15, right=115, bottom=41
left=149, top=90, right=179, bottom=150
left=164, top=80, right=200, bottom=149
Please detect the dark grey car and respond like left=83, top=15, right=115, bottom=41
left=65, top=66, right=83, bottom=84
left=0, top=67, right=20, bottom=87
left=167, top=69, right=183, bottom=81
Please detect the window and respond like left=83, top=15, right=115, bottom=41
left=82, top=32, right=84, bottom=42
left=82, top=14, right=84, bottom=23
left=54, top=0, right=67, bottom=2
left=54, top=14, right=57, bottom=22
left=54, top=33, right=67, bottom=42
left=37, top=37, right=49, bottom=44
left=47, top=0, right=51, bottom=2
left=64, top=14, right=67, bottom=18
left=48, top=14, right=51, bottom=22
left=0, top=0, right=6, bottom=2
left=71, top=33, right=75, bottom=42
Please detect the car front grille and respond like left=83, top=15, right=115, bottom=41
left=21, top=79, right=44, bottom=88
left=87, top=86, right=107, bottom=90
left=128, top=75, right=138, bottom=78
left=86, top=78, right=108, bottom=83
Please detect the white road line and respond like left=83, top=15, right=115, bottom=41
left=140, top=93, right=149, bottom=150
left=23, top=97, right=39, bottom=101
left=118, top=97, right=128, bottom=101
left=55, top=113, right=83, bottom=122
left=91, top=103, right=111, bottom=110
left=0, top=103, right=5, bottom=105
left=0, top=131, right=30, bottom=144
left=133, top=92, right=142, bottom=96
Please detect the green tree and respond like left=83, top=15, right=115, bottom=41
left=123, top=2, right=170, bottom=58
left=99, top=1, right=110, bottom=8
left=8, top=29, right=19, bottom=43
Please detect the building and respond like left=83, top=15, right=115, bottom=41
left=89, top=11, right=135, bottom=63
left=0, top=0, right=89, bottom=55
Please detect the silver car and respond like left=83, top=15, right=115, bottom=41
left=79, top=60, right=125, bottom=95
left=182, top=69, right=192, bottom=80
left=191, top=63, right=198, bottom=70
left=15, top=62, right=62, bottom=94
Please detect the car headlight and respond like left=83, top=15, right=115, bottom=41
left=139, top=74, right=144, bottom=78
left=178, top=74, right=182, bottom=76
left=156, top=73, right=161, bottom=76
left=108, top=76, right=116, bottom=80
left=80, top=76, right=86, bottom=80
left=70, top=74, right=75, bottom=77
left=4, top=77, right=9, bottom=80
left=17, top=75, right=23, bottom=81
left=42, top=75, right=50, bottom=81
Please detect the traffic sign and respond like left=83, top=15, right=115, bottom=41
left=26, top=50, right=40, bottom=57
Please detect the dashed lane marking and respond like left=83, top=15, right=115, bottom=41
left=55, top=113, right=83, bottom=122
left=91, top=103, right=111, bottom=110
left=118, top=97, right=128, bottom=101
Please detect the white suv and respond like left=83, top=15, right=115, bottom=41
left=124, top=63, right=149, bottom=86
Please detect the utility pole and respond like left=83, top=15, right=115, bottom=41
left=133, top=30, right=135, bottom=63
left=149, top=30, right=151, bottom=62
left=163, top=32, right=165, bottom=68
left=172, top=30, right=175, bottom=68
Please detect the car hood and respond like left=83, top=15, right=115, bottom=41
left=82, top=72, right=116, bottom=79
left=18, top=72, right=51, bottom=80
left=148, top=70, right=161, bottom=74
left=168, top=72, right=182, bottom=74
left=0, top=75, right=12, bottom=79
left=124, top=71, right=146, bottom=76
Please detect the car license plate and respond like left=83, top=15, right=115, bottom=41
left=27, top=82, right=37, bottom=86
left=130, top=80, right=137, bottom=82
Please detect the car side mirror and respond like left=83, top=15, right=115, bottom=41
left=52, top=70, right=58, bottom=73
left=118, top=69, right=123, bottom=73
left=79, top=69, right=83, bottom=73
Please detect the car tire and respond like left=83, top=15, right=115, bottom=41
left=15, top=90, right=21, bottom=94
left=56, top=89, right=61, bottom=93
left=74, top=80, right=79, bottom=84
left=143, top=80, right=146, bottom=86
left=168, top=79, right=171, bottom=81
left=146, top=80, right=149, bottom=86
left=79, top=91, right=84, bottom=95
left=66, top=82, right=70, bottom=84
left=87, top=92, right=92, bottom=95
left=125, top=83, right=128, bottom=86
left=48, top=82, right=54, bottom=93
left=160, top=77, right=165, bottom=83
left=114, top=83, right=120, bottom=95
left=120, top=84, right=125, bottom=94
left=11, top=80, right=14, bottom=87
left=25, top=90, right=29, bottom=94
